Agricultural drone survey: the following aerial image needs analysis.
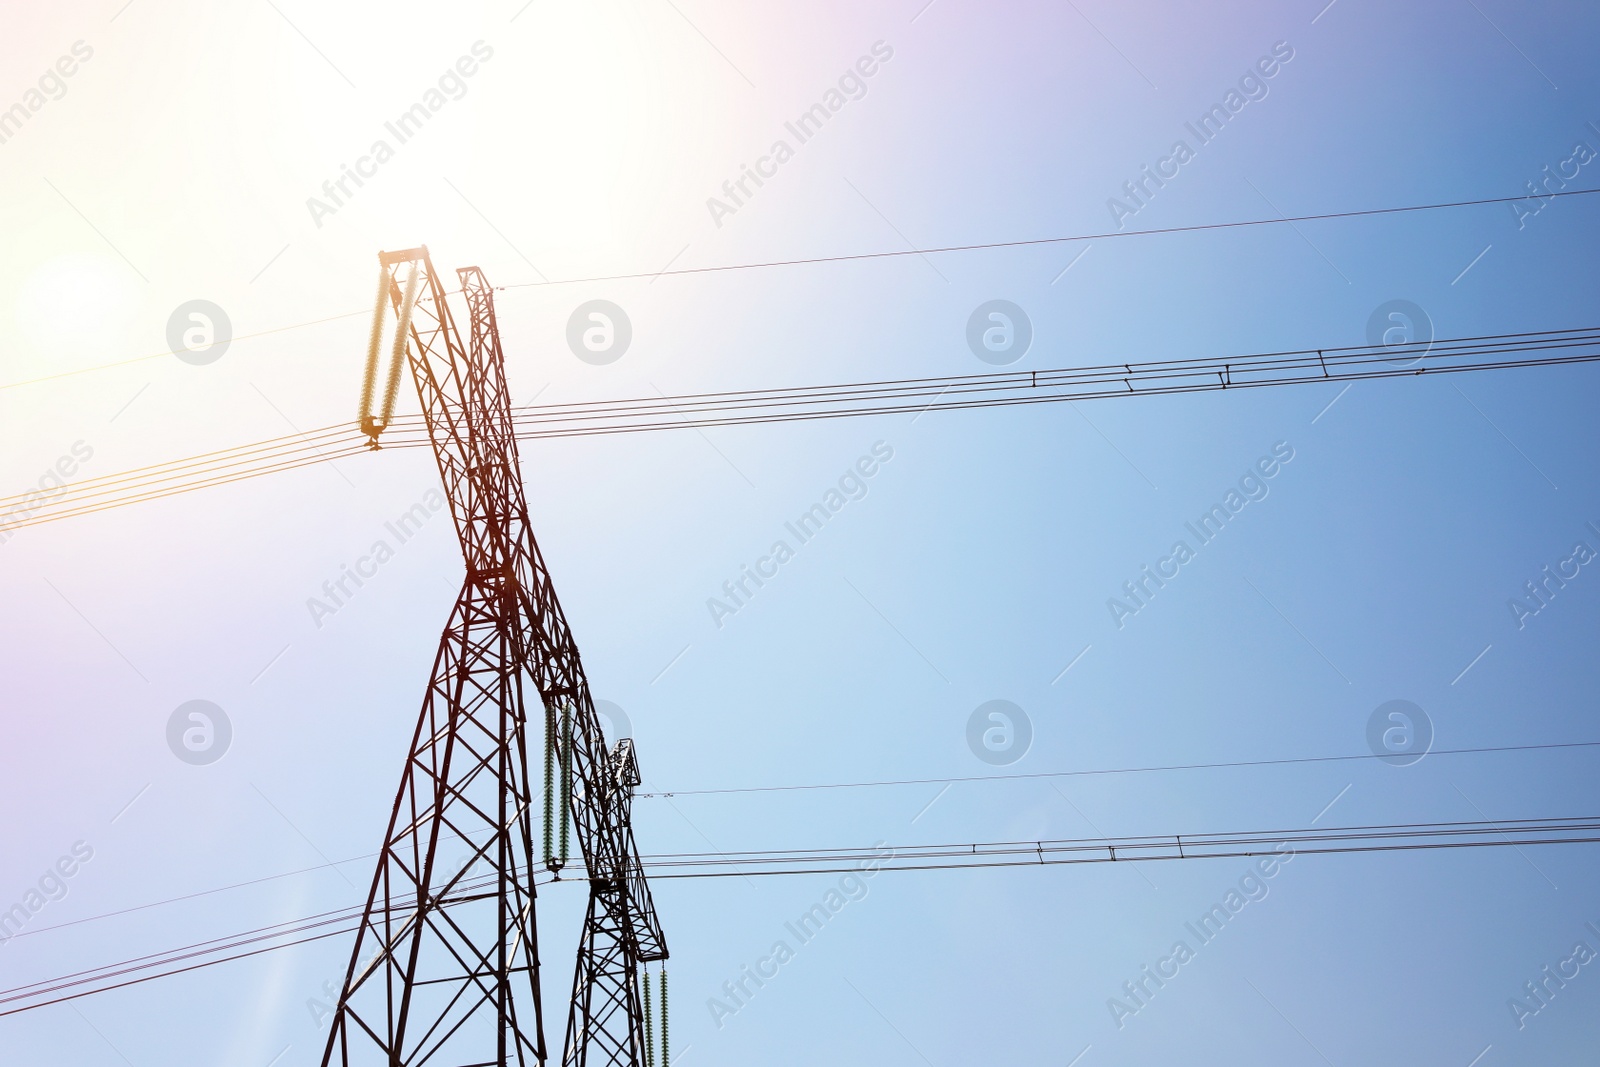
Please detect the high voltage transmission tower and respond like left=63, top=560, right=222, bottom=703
left=320, top=248, right=667, bottom=1067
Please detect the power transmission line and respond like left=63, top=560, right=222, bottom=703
left=4, top=849, right=391, bottom=944
left=0, top=308, right=376, bottom=394
left=490, top=186, right=1600, bottom=290
left=0, top=424, right=364, bottom=516
left=498, top=327, right=1600, bottom=440
left=638, top=815, right=1600, bottom=877
left=14, top=736, right=1595, bottom=948
left=0, top=872, right=548, bottom=1019
left=634, top=739, right=1600, bottom=798
left=8, top=185, right=1596, bottom=396
left=7, top=326, right=1598, bottom=534
left=3, top=815, right=1595, bottom=1019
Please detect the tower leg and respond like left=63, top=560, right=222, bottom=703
left=562, top=886, right=645, bottom=1067
left=321, top=577, right=547, bottom=1066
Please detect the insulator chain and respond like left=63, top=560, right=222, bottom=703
left=358, top=262, right=420, bottom=448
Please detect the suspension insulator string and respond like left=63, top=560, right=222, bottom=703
left=358, top=265, right=389, bottom=446
left=660, top=969, right=668, bottom=1066
left=380, top=265, right=419, bottom=427
left=542, top=701, right=556, bottom=870
left=559, top=701, right=573, bottom=866
left=642, top=967, right=655, bottom=1067
left=358, top=262, right=421, bottom=449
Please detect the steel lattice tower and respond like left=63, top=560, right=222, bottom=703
left=321, top=248, right=666, bottom=1067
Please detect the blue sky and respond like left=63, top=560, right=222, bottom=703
left=1, top=0, right=1598, bottom=1064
